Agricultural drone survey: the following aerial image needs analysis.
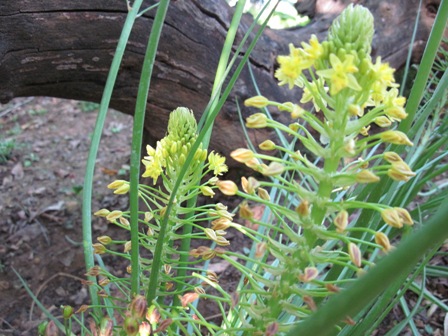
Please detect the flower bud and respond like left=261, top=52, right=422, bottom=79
left=374, top=232, right=392, bottom=252
left=239, top=201, right=254, bottom=220
left=114, top=184, right=130, bottom=195
left=124, top=241, right=132, bottom=253
left=200, top=186, right=215, bottom=198
left=216, top=180, right=238, bottom=196
left=62, top=305, right=74, bottom=319
left=44, top=320, right=59, bottom=336
left=394, top=207, right=413, bottom=225
left=123, top=316, right=139, bottom=336
left=261, top=162, right=285, bottom=176
left=94, top=208, right=110, bottom=217
left=257, top=187, right=270, bottom=201
left=348, top=242, right=362, bottom=267
left=298, top=267, right=319, bottom=282
left=92, top=243, right=106, bottom=254
left=255, top=242, right=267, bottom=258
left=381, top=208, right=403, bottom=228
left=107, top=180, right=127, bottom=190
left=244, top=95, right=269, bottom=108
left=296, top=200, right=310, bottom=217
left=334, top=210, right=348, bottom=233
left=374, top=116, right=392, bottom=128
left=259, top=140, right=276, bottom=151
left=97, top=236, right=112, bottom=245
left=130, top=295, right=147, bottom=318
left=139, top=322, right=152, bottom=336
left=180, top=292, right=199, bottom=307
left=383, top=151, right=403, bottom=164
left=246, top=113, right=268, bottom=128
left=355, top=170, right=380, bottom=183
left=230, top=148, right=255, bottom=163
left=387, top=161, right=416, bottom=182
left=241, top=176, right=259, bottom=194
left=106, top=210, right=123, bottom=221
left=380, top=130, right=414, bottom=146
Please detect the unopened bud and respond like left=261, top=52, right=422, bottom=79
left=380, top=130, right=413, bottom=146
left=231, top=148, right=255, bottom=163
left=62, top=305, right=74, bottom=319
left=92, top=243, right=106, bottom=254
left=381, top=208, right=403, bottom=228
left=97, top=236, right=112, bottom=245
left=216, top=180, right=238, bottom=196
left=257, top=187, right=270, bottom=201
left=94, top=209, right=110, bottom=217
left=244, top=95, right=269, bottom=108
left=334, top=210, right=349, bottom=233
left=298, top=267, right=319, bottom=282
left=130, top=295, right=147, bottom=318
left=356, top=170, right=380, bottom=183
left=200, top=186, right=215, bottom=198
left=123, top=316, right=139, bottom=336
left=348, top=242, right=362, bottom=268
left=374, top=232, right=392, bottom=252
left=246, top=113, right=268, bottom=128
left=259, top=140, right=276, bottom=151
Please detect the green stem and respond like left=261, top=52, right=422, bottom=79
left=81, top=1, right=144, bottom=317
left=287, top=192, right=448, bottom=336
left=130, top=0, right=170, bottom=297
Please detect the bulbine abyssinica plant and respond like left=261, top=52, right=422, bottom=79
left=62, top=4, right=427, bottom=336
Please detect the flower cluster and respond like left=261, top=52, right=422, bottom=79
left=229, top=4, right=416, bottom=333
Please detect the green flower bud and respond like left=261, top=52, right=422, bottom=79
left=328, top=4, right=374, bottom=55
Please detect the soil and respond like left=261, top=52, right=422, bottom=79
left=0, top=97, right=446, bottom=335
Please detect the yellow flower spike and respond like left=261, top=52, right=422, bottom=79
left=381, top=208, right=403, bottom=228
left=374, top=116, right=392, bottom=128
left=348, top=243, right=362, bottom=268
left=107, top=180, right=127, bottom=190
left=261, top=162, right=285, bottom=176
left=246, top=113, right=268, bottom=128
left=380, top=130, right=414, bottom=146
left=374, top=232, right=392, bottom=252
left=94, top=209, right=110, bottom=217
left=106, top=210, right=123, bottom=221
left=259, top=140, right=276, bottom=151
left=244, top=95, right=269, bottom=108
left=334, top=210, right=349, bottom=233
left=230, top=148, right=255, bottom=163
left=394, top=207, right=413, bottom=225
left=200, top=186, right=215, bottom=198
left=216, top=180, right=238, bottom=196
left=208, top=151, right=228, bottom=176
left=355, top=170, right=380, bottom=183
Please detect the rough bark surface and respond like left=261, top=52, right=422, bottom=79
left=0, top=0, right=438, bottom=160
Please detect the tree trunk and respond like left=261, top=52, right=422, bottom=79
left=0, top=0, right=437, bottom=163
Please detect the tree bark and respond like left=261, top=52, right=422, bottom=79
left=0, top=0, right=437, bottom=163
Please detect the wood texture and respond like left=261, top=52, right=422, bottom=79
left=0, top=0, right=437, bottom=161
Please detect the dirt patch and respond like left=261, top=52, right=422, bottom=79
left=0, top=97, right=446, bottom=335
left=0, top=97, right=133, bottom=335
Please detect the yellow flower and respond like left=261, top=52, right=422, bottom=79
left=301, top=35, right=323, bottom=62
left=208, top=151, right=228, bottom=176
left=275, top=44, right=309, bottom=89
left=316, top=54, right=361, bottom=95
left=371, top=57, right=396, bottom=89
left=142, top=142, right=165, bottom=184
left=300, top=78, right=327, bottom=112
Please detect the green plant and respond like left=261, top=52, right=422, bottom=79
left=0, top=138, right=16, bottom=163
left=21, top=0, right=448, bottom=335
